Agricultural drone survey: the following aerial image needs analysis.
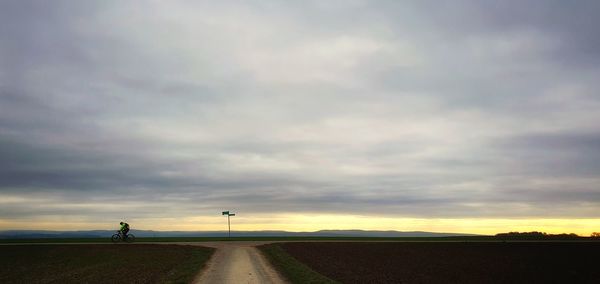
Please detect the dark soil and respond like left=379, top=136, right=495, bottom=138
left=0, top=244, right=214, bottom=284
left=279, top=242, right=600, bottom=284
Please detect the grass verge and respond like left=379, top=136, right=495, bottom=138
left=162, top=245, right=215, bottom=283
left=2, top=236, right=597, bottom=244
left=258, top=243, right=338, bottom=284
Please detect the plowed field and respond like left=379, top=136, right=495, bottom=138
left=0, top=244, right=214, bottom=284
left=279, top=242, right=600, bottom=283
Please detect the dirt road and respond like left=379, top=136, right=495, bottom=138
left=193, top=241, right=287, bottom=284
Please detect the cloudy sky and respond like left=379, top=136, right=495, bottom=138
left=1, top=0, right=599, bottom=234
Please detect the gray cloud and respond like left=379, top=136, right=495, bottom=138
left=1, top=0, right=600, bottom=227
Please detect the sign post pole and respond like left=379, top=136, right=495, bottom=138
left=222, top=211, right=235, bottom=239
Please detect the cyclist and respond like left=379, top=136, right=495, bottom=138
left=119, top=221, right=130, bottom=238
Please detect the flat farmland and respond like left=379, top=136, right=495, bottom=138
left=272, top=242, right=600, bottom=283
left=0, top=244, right=214, bottom=284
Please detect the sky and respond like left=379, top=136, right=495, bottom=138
left=1, top=0, right=599, bottom=235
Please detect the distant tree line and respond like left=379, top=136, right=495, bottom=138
left=495, top=231, right=581, bottom=240
left=591, top=232, right=600, bottom=238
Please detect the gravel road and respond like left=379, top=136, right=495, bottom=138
left=193, top=241, right=287, bottom=284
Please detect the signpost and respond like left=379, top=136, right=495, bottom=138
left=222, top=211, right=236, bottom=238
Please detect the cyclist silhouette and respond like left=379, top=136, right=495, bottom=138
left=119, top=221, right=130, bottom=237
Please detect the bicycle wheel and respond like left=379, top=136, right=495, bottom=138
left=111, top=234, right=121, bottom=243
left=125, top=234, right=135, bottom=243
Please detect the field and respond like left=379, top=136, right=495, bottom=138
left=2, top=235, right=593, bottom=244
left=263, top=242, right=600, bottom=283
left=0, top=244, right=214, bottom=284
left=0, top=236, right=506, bottom=243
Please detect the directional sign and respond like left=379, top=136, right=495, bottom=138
left=222, top=210, right=235, bottom=238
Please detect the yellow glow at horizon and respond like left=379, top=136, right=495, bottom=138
left=1, top=214, right=599, bottom=236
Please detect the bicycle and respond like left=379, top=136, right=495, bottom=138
left=111, top=231, right=136, bottom=243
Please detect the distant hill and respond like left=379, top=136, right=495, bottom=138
left=0, top=229, right=479, bottom=239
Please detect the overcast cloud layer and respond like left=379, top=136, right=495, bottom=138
left=1, top=0, right=600, bottom=227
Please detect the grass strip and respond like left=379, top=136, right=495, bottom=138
left=2, top=236, right=597, bottom=244
left=162, top=245, right=215, bottom=283
left=258, top=243, right=338, bottom=284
